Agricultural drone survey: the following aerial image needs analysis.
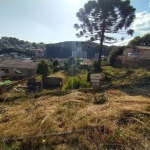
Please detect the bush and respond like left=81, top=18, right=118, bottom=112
left=108, top=46, right=125, bottom=65
left=94, top=94, right=107, bottom=105
left=64, top=76, right=90, bottom=90
left=52, top=59, right=59, bottom=67
left=126, top=69, right=134, bottom=75
left=92, top=60, right=99, bottom=72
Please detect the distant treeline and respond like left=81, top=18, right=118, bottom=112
left=0, top=48, right=34, bottom=57
left=45, top=41, right=117, bottom=59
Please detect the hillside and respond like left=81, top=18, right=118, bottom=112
left=45, top=41, right=117, bottom=58
left=0, top=37, right=118, bottom=59
left=0, top=67, right=150, bottom=149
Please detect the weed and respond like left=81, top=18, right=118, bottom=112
left=145, top=106, right=150, bottom=111
left=64, top=76, right=90, bottom=90
left=94, top=94, right=107, bottom=105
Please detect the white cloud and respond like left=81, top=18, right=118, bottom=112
left=132, top=11, right=150, bottom=34
left=113, top=37, right=134, bottom=46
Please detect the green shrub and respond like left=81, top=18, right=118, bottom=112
left=108, top=46, right=125, bottom=65
left=92, top=60, right=99, bottom=72
left=80, top=80, right=90, bottom=88
left=64, top=76, right=90, bottom=90
left=126, top=69, right=134, bottom=75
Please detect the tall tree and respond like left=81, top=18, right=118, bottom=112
left=74, top=0, right=136, bottom=70
left=52, top=59, right=59, bottom=67
left=36, top=60, right=52, bottom=77
left=128, top=36, right=141, bottom=46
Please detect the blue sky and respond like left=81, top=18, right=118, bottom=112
left=0, top=0, right=150, bottom=45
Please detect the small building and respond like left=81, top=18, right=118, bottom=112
left=0, top=59, right=39, bottom=77
left=123, top=46, right=150, bottom=59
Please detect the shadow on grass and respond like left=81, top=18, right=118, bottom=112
left=100, top=66, right=150, bottom=97
left=99, top=74, right=150, bottom=97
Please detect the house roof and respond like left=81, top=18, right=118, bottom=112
left=135, top=46, right=150, bottom=50
left=0, top=59, right=39, bottom=69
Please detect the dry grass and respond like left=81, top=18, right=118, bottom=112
left=0, top=87, right=150, bottom=149
left=1, top=66, right=150, bottom=149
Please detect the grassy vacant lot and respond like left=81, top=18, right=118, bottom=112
left=0, top=66, right=150, bottom=149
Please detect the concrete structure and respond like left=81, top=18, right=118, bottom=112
left=43, top=76, right=63, bottom=88
left=123, top=46, right=150, bottom=58
left=72, top=42, right=87, bottom=59
left=0, top=59, right=39, bottom=77
left=0, top=71, right=4, bottom=81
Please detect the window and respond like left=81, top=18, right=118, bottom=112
left=2, top=69, right=9, bottom=73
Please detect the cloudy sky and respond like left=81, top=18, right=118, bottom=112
left=0, top=0, right=149, bottom=45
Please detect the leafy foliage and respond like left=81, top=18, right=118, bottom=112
left=64, top=76, right=90, bottom=89
left=74, top=0, right=136, bottom=68
left=36, top=60, right=52, bottom=77
left=52, top=59, right=59, bottom=67
left=128, top=33, right=150, bottom=46
left=64, top=57, right=82, bottom=70
left=108, top=46, right=125, bottom=65
left=92, top=60, right=100, bottom=72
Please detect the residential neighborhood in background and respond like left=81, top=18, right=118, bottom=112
left=0, top=36, right=45, bottom=58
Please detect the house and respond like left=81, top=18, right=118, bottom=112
left=135, top=46, right=150, bottom=58
left=0, top=59, right=39, bottom=77
left=123, top=48, right=135, bottom=56
left=35, top=49, right=44, bottom=58
left=123, top=46, right=150, bottom=58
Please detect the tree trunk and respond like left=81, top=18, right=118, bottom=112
left=98, top=24, right=105, bottom=71
left=98, top=40, right=103, bottom=71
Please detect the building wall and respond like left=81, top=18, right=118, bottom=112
left=123, top=48, right=134, bottom=56
left=72, top=50, right=87, bottom=59
left=123, top=47, right=150, bottom=59
left=72, top=51, right=77, bottom=57
left=77, top=47, right=82, bottom=52
left=43, top=77, right=63, bottom=88
left=0, top=67, right=36, bottom=77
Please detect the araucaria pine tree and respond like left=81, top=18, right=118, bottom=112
left=74, top=0, right=136, bottom=70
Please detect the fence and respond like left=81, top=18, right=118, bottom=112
left=114, top=57, right=150, bottom=69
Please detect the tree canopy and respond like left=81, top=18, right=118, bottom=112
left=74, top=0, right=136, bottom=70
left=52, top=59, right=59, bottom=67
left=36, top=60, right=51, bottom=77
left=128, top=33, right=150, bottom=46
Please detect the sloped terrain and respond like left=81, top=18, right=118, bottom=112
left=0, top=86, right=150, bottom=149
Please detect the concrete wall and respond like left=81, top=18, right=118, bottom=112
left=114, top=58, right=150, bottom=69
left=43, top=77, right=63, bottom=87
left=123, top=48, right=134, bottom=56
left=0, top=68, right=36, bottom=77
